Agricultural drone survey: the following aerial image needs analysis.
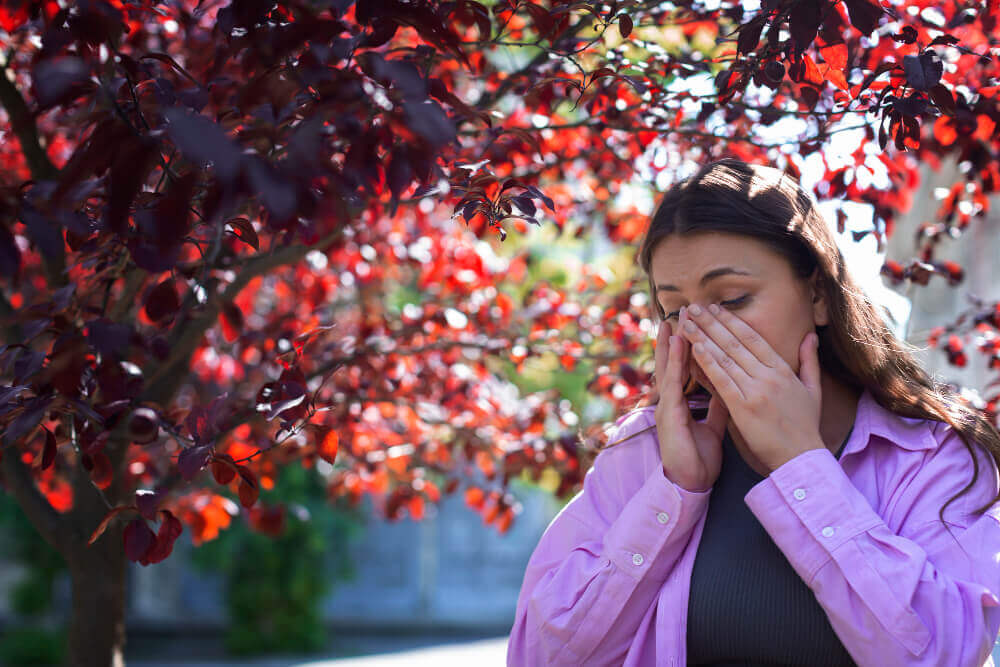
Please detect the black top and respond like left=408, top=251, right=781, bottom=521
left=685, top=429, right=858, bottom=666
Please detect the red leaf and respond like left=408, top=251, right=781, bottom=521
left=237, top=465, right=259, bottom=507
left=210, top=454, right=237, bottom=485
left=618, top=13, right=632, bottom=39
left=89, top=506, right=137, bottom=545
left=224, top=217, right=260, bottom=251
left=238, top=478, right=259, bottom=508
left=90, top=451, right=114, bottom=489
left=143, top=511, right=183, bottom=564
left=318, top=428, right=339, bottom=464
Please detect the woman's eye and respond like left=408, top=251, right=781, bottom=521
left=664, top=295, right=749, bottom=321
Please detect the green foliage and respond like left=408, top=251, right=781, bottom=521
left=0, top=627, right=65, bottom=667
left=0, top=493, right=67, bottom=666
left=191, top=463, right=363, bottom=656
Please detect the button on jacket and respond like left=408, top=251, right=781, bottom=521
left=507, top=389, right=1000, bottom=666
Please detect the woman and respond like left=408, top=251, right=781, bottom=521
left=507, top=159, right=1000, bottom=666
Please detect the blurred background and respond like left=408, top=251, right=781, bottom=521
left=3, top=155, right=1000, bottom=666
left=3, top=0, right=1000, bottom=665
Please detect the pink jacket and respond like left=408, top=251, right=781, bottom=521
left=507, top=389, right=1000, bottom=666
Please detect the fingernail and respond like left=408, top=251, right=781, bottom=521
left=688, top=304, right=701, bottom=317
left=708, top=303, right=720, bottom=315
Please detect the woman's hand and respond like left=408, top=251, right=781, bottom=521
left=678, top=303, right=825, bottom=472
left=653, top=308, right=730, bottom=492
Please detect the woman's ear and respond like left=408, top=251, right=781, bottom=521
left=809, top=270, right=830, bottom=327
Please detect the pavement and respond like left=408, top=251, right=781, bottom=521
left=126, top=635, right=510, bottom=667
left=124, top=632, right=1000, bottom=666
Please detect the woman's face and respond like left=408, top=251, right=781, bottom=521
left=649, top=231, right=828, bottom=396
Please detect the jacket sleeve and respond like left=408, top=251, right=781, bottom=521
left=507, top=409, right=711, bottom=666
left=744, top=425, right=1000, bottom=666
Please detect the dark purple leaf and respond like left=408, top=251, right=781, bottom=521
left=144, top=279, right=180, bottom=323
left=135, top=489, right=165, bottom=521
left=13, top=348, right=46, bottom=382
left=177, top=445, right=212, bottom=481
left=152, top=171, right=197, bottom=247
left=32, top=57, right=91, bottom=109
left=368, top=54, right=426, bottom=99
left=163, top=108, right=243, bottom=184
left=928, top=34, right=960, bottom=47
left=128, top=238, right=182, bottom=273
left=107, top=139, right=156, bottom=236
left=51, top=283, right=76, bottom=311
left=123, top=518, right=155, bottom=562
left=891, top=26, right=918, bottom=43
left=19, top=205, right=64, bottom=262
left=3, top=396, right=54, bottom=447
left=40, top=428, right=57, bottom=470
left=403, top=99, right=456, bottom=148
left=387, top=148, right=412, bottom=216
left=363, top=18, right=399, bottom=48
left=0, top=385, right=29, bottom=406
left=620, top=75, right=647, bottom=95
left=512, top=195, right=536, bottom=216
left=929, top=83, right=955, bottom=115
left=789, top=1, right=822, bottom=53
left=843, top=0, right=883, bottom=35
left=903, top=51, right=942, bottom=91
left=737, top=15, right=765, bottom=55
left=86, top=318, right=133, bottom=359
left=245, top=158, right=299, bottom=225
left=0, top=224, right=20, bottom=280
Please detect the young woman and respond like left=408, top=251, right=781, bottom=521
left=507, top=159, right=1000, bottom=666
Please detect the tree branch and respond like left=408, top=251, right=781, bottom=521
left=0, top=64, right=57, bottom=180
left=1, top=444, right=68, bottom=556
left=0, top=63, right=67, bottom=288
left=140, top=228, right=344, bottom=406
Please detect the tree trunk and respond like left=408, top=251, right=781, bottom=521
left=66, top=523, right=127, bottom=667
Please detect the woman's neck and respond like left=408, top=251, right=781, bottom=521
left=725, top=372, right=862, bottom=475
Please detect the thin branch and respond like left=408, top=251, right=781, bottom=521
left=140, top=228, right=344, bottom=407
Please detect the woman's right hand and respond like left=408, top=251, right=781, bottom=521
left=652, top=307, right=730, bottom=492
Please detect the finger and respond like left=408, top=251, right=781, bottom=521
left=664, top=333, right=689, bottom=410
left=654, top=319, right=672, bottom=384
left=798, top=331, right=822, bottom=395
left=703, top=391, right=729, bottom=438
left=704, top=303, right=784, bottom=369
left=685, top=304, right=766, bottom=377
left=690, top=337, right=748, bottom=403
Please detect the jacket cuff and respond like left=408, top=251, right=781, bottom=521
left=604, top=466, right=712, bottom=582
left=744, top=447, right=884, bottom=585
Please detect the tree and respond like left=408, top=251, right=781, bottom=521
left=1, top=0, right=997, bottom=664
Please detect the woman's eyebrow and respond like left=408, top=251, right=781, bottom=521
left=655, top=267, right=752, bottom=292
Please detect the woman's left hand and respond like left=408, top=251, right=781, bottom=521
left=678, top=302, right=826, bottom=472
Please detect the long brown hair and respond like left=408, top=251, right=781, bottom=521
left=607, top=158, right=1000, bottom=525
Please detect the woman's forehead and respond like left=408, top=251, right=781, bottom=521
left=650, top=233, right=784, bottom=279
